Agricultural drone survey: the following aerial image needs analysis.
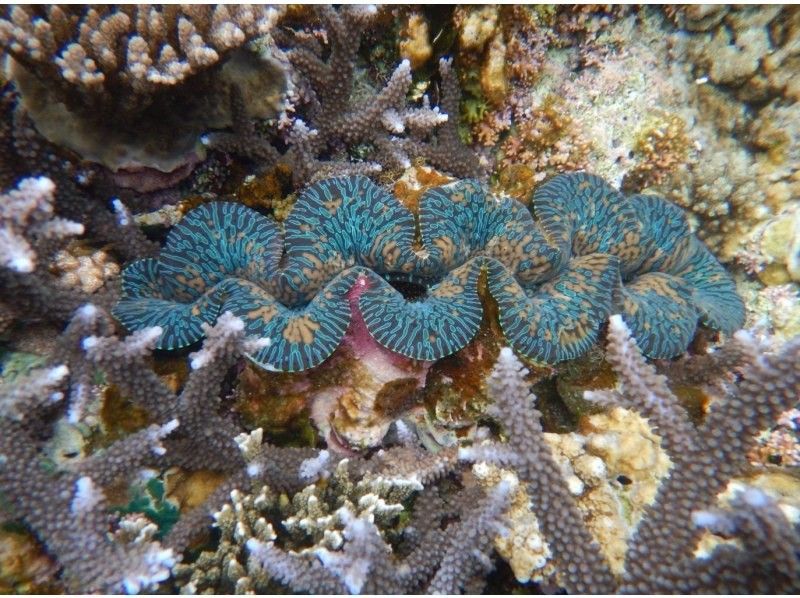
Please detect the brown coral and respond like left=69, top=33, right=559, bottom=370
left=398, top=12, right=432, bottom=70
left=621, top=111, right=692, bottom=193
left=498, top=94, right=592, bottom=183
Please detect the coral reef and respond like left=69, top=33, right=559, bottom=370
left=457, top=5, right=798, bottom=274
left=52, top=243, right=119, bottom=294
left=0, top=176, right=98, bottom=328
left=1, top=5, right=799, bottom=595
left=114, top=173, right=742, bottom=372
left=0, top=4, right=483, bottom=230
left=660, top=6, right=800, bottom=263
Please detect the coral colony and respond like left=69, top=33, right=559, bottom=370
left=1, top=4, right=800, bottom=595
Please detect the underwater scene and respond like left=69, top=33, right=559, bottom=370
left=1, top=4, right=799, bottom=594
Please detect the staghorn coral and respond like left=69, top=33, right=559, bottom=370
left=0, top=176, right=82, bottom=273
left=460, top=316, right=800, bottom=593
left=212, top=5, right=480, bottom=188
left=592, top=316, right=800, bottom=592
left=1, top=5, right=482, bottom=204
left=0, top=5, right=287, bottom=190
left=91, top=315, right=798, bottom=594
left=0, top=176, right=103, bottom=327
left=471, top=413, right=670, bottom=585
left=174, top=454, right=420, bottom=593
left=0, top=89, right=161, bottom=260
left=0, top=361, right=179, bottom=592
left=1, top=304, right=331, bottom=593
left=2, top=6, right=799, bottom=594
left=239, top=477, right=512, bottom=594
left=169, top=421, right=514, bottom=594
left=114, top=173, right=743, bottom=373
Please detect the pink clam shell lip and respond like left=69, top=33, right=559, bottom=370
left=109, top=151, right=205, bottom=193
left=326, top=426, right=361, bottom=457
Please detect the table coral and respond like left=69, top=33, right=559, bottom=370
left=114, top=172, right=743, bottom=372
left=0, top=5, right=287, bottom=191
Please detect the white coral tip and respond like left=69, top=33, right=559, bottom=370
left=82, top=336, right=99, bottom=350
left=160, top=418, right=180, bottom=435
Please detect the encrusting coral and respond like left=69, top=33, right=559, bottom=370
left=114, top=172, right=743, bottom=372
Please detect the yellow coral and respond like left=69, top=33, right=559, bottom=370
left=480, top=36, right=508, bottom=106
left=52, top=242, right=119, bottom=294
left=392, top=163, right=455, bottom=214
left=499, top=95, right=592, bottom=182
left=458, top=6, right=499, bottom=51
left=399, top=13, right=432, bottom=70
left=472, top=410, right=672, bottom=582
left=472, top=462, right=554, bottom=583
left=582, top=407, right=672, bottom=512
left=0, top=528, right=60, bottom=593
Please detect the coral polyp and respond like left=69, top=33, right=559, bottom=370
left=113, top=173, right=744, bottom=371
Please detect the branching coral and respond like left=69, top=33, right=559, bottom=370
left=460, top=317, right=800, bottom=593
left=174, top=451, right=511, bottom=594
left=590, top=316, right=800, bottom=592
left=0, top=176, right=98, bottom=326
left=114, top=173, right=742, bottom=372
left=2, top=5, right=482, bottom=205
left=0, top=176, right=82, bottom=274
left=216, top=5, right=481, bottom=186
left=0, top=361, right=178, bottom=592
left=1, top=304, right=324, bottom=592
left=0, top=90, right=161, bottom=260
left=1, top=6, right=797, bottom=595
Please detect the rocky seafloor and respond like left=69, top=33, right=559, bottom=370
left=0, top=4, right=799, bottom=594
